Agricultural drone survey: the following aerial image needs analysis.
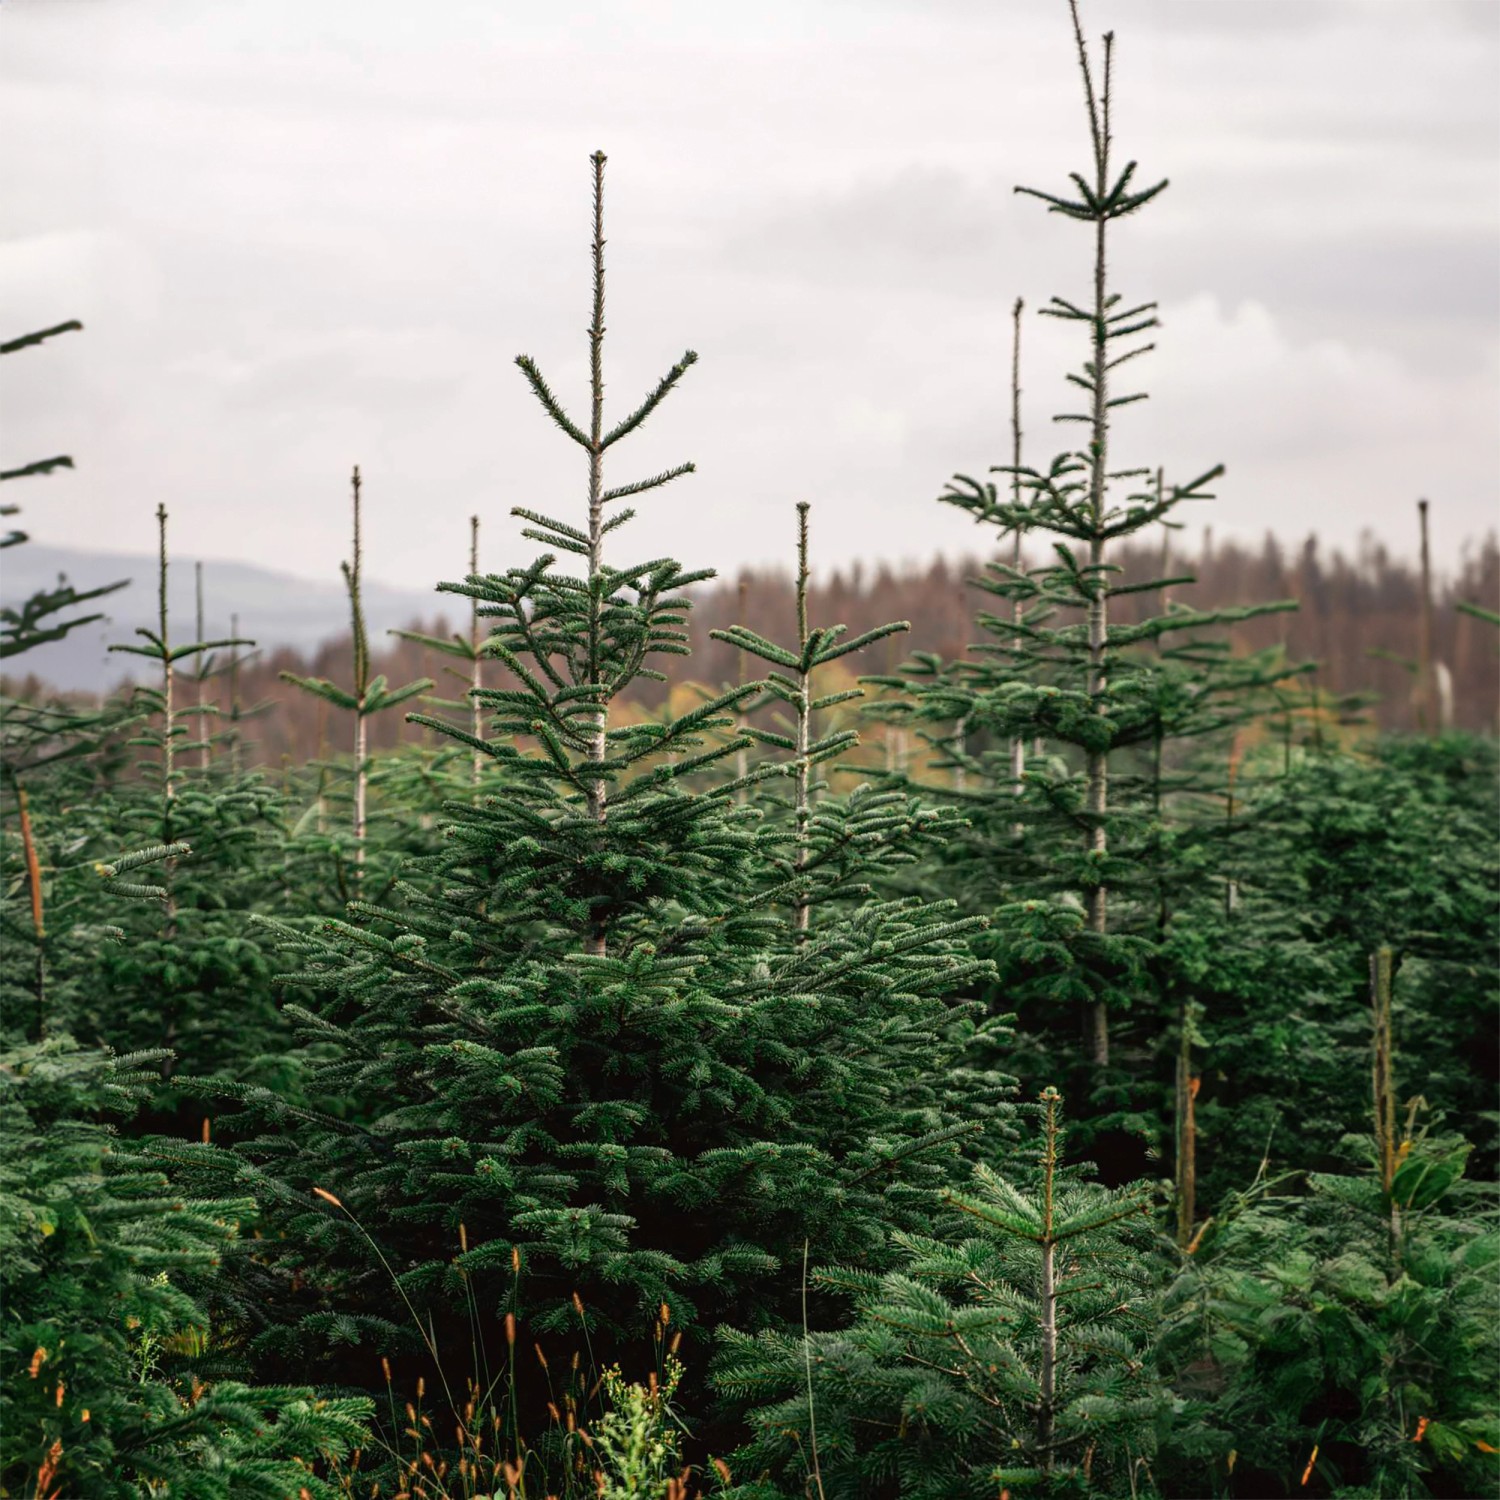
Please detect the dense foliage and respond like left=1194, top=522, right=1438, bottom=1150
left=0, top=1039, right=370, bottom=1499
left=2, top=3, right=1495, bottom=1496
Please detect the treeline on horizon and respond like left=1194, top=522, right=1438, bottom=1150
left=10, top=526, right=1492, bottom=768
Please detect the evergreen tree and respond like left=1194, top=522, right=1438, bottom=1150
left=195, top=152, right=1004, bottom=1478
left=867, top=2, right=1303, bottom=1210
left=2, top=6, right=1493, bottom=1492
left=717, top=1088, right=1163, bottom=1498
left=63, top=507, right=302, bottom=1101
left=1159, top=1088, right=1498, bottom=1498
left=281, top=467, right=434, bottom=890
left=2, top=505, right=313, bottom=1108
left=392, top=514, right=492, bottom=792
left=1181, top=732, right=1500, bottom=1203
left=1, top=318, right=136, bottom=1019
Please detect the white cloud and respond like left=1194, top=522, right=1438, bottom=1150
left=1119, top=295, right=1499, bottom=556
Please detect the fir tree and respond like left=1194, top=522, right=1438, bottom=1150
left=1, top=318, right=135, bottom=1007
left=0, top=321, right=127, bottom=662
left=2, top=505, right=314, bottom=1107
left=1184, top=731, right=1500, bottom=1202
left=108, top=506, right=252, bottom=933
left=717, top=1088, right=1163, bottom=1498
left=392, top=514, right=491, bottom=792
left=281, top=466, right=433, bottom=888
left=710, top=503, right=959, bottom=941
left=198, top=152, right=1002, bottom=1477
left=868, top=1, right=1303, bottom=1212
left=1159, top=1086, right=1498, bottom=1498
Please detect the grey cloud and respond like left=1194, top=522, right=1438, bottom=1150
left=1, top=0, right=1495, bottom=585
left=214, top=350, right=467, bottom=418
left=852, top=0, right=1348, bottom=34
left=720, top=166, right=1012, bottom=292
left=716, top=161, right=1496, bottom=377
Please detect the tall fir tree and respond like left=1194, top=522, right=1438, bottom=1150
left=868, top=1, right=1303, bottom=1205
left=193, top=153, right=1005, bottom=1478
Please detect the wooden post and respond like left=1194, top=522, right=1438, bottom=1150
left=1370, top=945, right=1401, bottom=1257
left=1175, top=1032, right=1198, bottom=1250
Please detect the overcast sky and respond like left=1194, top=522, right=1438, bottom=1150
left=4, top=0, right=1497, bottom=597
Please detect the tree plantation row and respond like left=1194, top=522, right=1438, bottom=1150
left=10, top=523, right=1494, bottom=774
left=2, top=4, right=1495, bottom=1497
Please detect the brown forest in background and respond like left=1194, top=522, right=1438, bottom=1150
left=12, top=530, right=1496, bottom=769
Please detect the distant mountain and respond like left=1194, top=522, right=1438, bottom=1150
left=1, top=544, right=445, bottom=692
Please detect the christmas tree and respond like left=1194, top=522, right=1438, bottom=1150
left=197, top=153, right=1006, bottom=1480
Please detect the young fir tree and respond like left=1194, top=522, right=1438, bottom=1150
left=1, top=318, right=136, bottom=1013
left=281, top=466, right=434, bottom=891
left=711, top=503, right=968, bottom=941
left=1, top=388, right=371, bottom=1493
left=54, top=506, right=308, bottom=1099
left=2, top=505, right=315, bottom=1113
left=1181, top=730, right=1500, bottom=1205
left=392, top=514, right=492, bottom=793
left=200, top=152, right=1002, bottom=1473
left=1158, top=1032, right=1498, bottom=1500
left=717, top=1087, right=1163, bottom=1499
left=868, top=0, right=1302, bottom=1206
left=709, top=502, right=1013, bottom=1140
left=107, top=508, right=255, bottom=931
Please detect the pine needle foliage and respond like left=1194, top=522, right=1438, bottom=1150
left=0, top=1037, right=371, bottom=1499
left=863, top=2, right=1307, bottom=1212
left=1182, top=733, right=1500, bottom=1201
left=717, top=1089, right=1163, bottom=1498
left=2, top=5, right=1495, bottom=1493
left=200, top=156, right=1006, bottom=1470
left=1159, top=1115, right=1498, bottom=1498
left=28, top=507, right=301, bottom=1101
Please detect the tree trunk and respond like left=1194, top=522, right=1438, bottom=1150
left=584, top=153, right=610, bottom=956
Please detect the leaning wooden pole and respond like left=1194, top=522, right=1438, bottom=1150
left=349, top=467, right=368, bottom=882
left=1175, top=1042, right=1198, bottom=1250
left=793, top=503, right=813, bottom=941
